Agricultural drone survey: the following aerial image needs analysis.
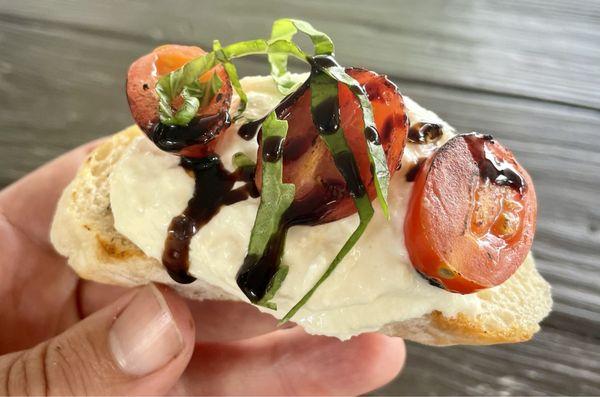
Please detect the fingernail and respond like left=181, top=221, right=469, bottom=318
left=109, top=284, right=183, bottom=376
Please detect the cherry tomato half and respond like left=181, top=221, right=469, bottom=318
left=256, top=68, right=409, bottom=223
left=126, top=45, right=232, bottom=157
left=404, top=133, right=537, bottom=293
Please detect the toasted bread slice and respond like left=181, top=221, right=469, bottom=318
left=51, top=125, right=552, bottom=346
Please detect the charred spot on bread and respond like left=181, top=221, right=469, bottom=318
left=96, top=235, right=144, bottom=260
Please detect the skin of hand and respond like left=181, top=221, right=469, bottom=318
left=0, top=140, right=406, bottom=395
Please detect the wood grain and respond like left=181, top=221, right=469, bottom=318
left=0, top=1, right=598, bottom=395
left=0, top=0, right=599, bottom=108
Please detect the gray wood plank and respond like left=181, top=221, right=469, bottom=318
left=0, top=0, right=599, bottom=108
left=0, top=5, right=598, bottom=396
left=381, top=327, right=600, bottom=396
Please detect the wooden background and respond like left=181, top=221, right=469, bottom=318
left=0, top=0, right=598, bottom=395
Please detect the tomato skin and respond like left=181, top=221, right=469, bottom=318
left=256, top=68, right=409, bottom=223
left=404, top=133, right=537, bottom=293
left=126, top=45, right=232, bottom=157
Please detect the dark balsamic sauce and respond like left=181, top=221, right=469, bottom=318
left=332, top=151, right=366, bottom=198
left=236, top=233, right=286, bottom=302
left=161, top=77, right=311, bottom=288
left=237, top=79, right=311, bottom=141
left=237, top=119, right=264, bottom=141
left=162, top=53, right=370, bottom=298
left=365, top=125, right=380, bottom=145
left=236, top=193, right=333, bottom=302
left=416, top=270, right=445, bottom=290
left=150, top=111, right=231, bottom=152
left=162, top=156, right=257, bottom=283
left=408, top=122, right=443, bottom=144
left=309, top=54, right=342, bottom=69
left=308, top=63, right=367, bottom=200
left=405, top=158, right=426, bottom=182
left=312, top=95, right=340, bottom=134
left=262, top=136, right=285, bottom=163
left=236, top=56, right=369, bottom=302
left=463, top=133, right=526, bottom=194
left=237, top=55, right=345, bottom=142
left=481, top=146, right=525, bottom=194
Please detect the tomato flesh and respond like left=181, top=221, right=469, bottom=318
left=126, top=45, right=232, bottom=157
left=256, top=68, right=409, bottom=223
left=404, top=133, right=537, bottom=293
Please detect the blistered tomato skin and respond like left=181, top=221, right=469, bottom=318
left=404, top=133, right=537, bottom=294
left=126, top=45, right=233, bottom=158
left=256, top=68, right=409, bottom=223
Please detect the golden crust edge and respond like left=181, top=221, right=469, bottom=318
left=380, top=310, right=537, bottom=346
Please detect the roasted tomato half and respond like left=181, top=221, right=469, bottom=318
left=404, top=133, right=537, bottom=293
left=126, top=44, right=233, bottom=157
left=256, top=68, right=409, bottom=223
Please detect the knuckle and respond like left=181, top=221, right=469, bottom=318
left=44, top=330, right=123, bottom=395
left=1, top=328, right=128, bottom=395
left=1, top=346, right=47, bottom=396
left=44, top=335, right=91, bottom=395
left=1, top=335, right=101, bottom=396
left=1, top=352, right=25, bottom=395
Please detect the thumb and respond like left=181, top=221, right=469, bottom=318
left=0, top=284, right=195, bottom=395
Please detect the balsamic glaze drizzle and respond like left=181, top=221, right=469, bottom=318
left=237, top=119, right=263, bottom=141
left=162, top=53, right=371, bottom=295
left=416, top=269, right=446, bottom=290
left=408, top=122, right=443, bottom=144
left=162, top=156, right=257, bottom=283
left=237, top=79, right=310, bottom=141
left=309, top=54, right=342, bottom=69
left=262, top=136, right=285, bottom=163
left=236, top=194, right=333, bottom=302
left=236, top=57, right=369, bottom=302
left=236, top=231, right=287, bottom=302
left=463, top=133, right=526, bottom=194
left=308, top=61, right=367, bottom=201
left=312, top=95, right=340, bottom=134
left=481, top=145, right=526, bottom=194
left=332, top=151, right=366, bottom=198
left=238, top=55, right=350, bottom=142
left=161, top=72, right=311, bottom=288
left=150, top=111, right=231, bottom=152
left=365, top=125, right=380, bottom=145
left=405, top=158, right=426, bottom=182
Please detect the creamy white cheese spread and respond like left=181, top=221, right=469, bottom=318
left=110, top=74, right=482, bottom=340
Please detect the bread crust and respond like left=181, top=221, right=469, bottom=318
left=51, top=125, right=552, bottom=345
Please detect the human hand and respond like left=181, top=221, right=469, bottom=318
left=0, top=141, right=406, bottom=395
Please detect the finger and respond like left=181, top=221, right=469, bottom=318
left=0, top=139, right=103, bottom=246
left=186, top=299, right=283, bottom=342
left=79, top=280, right=283, bottom=342
left=0, top=284, right=195, bottom=396
left=77, top=279, right=130, bottom=315
left=175, top=327, right=405, bottom=395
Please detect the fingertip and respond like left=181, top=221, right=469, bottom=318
left=16, top=284, right=196, bottom=395
left=154, top=284, right=196, bottom=357
left=348, top=332, right=406, bottom=392
left=187, top=299, right=279, bottom=342
left=176, top=325, right=405, bottom=395
left=118, top=284, right=196, bottom=395
left=274, top=328, right=405, bottom=395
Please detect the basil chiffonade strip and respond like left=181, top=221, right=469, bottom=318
left=280, top=65, right=375, bottom=322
